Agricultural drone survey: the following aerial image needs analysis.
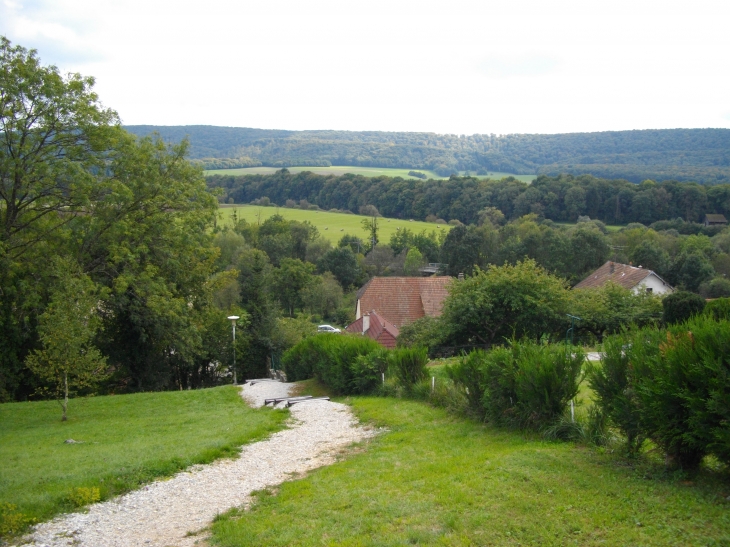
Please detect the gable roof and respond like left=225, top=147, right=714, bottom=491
left=705, top=214, right=728, bottom=223
left=345, top=310, right=399, bottom=348
left=574, top=261, right=661, bottom=290
left=357, top=276, right=452, bottom=327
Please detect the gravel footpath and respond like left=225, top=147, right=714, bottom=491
left=18, top=382, right=376, bottom=547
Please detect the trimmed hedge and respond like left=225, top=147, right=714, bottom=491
left=282, top=334, right=382, bottom=394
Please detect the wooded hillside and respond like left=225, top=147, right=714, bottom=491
left=126, top=125, right=730, bottom=184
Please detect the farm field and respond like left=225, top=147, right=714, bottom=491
left=218, top=205, right=452, bottom=245
left=204, top=165, right=536, bottom=183
left=555, top=221, right=625, bottom=232
left=212, top=396, right=730, bottom=547
left=0, top=387, right=287, bottom=536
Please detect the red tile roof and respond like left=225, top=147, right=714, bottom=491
left=356, top=276, right=452, bottom=327
left=346, top=311, right=399, bottom=348
left=574, top=261, right=655, bottom=290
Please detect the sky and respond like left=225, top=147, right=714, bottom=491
left=2, top=0, right=729, bottom=135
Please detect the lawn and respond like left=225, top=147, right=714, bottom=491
left=212, top=397, right=730, bottom=547
left=0, top=386, right=287, bottom=536
left=218, top=205, right=452, bottom=245
left=204, top=165, right=536, bottom=183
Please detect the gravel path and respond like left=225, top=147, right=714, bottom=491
left=18, top=382, right=376, bottom=547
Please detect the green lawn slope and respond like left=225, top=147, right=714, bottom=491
left=218, top=205, right=452, bottom=245
left=0, top=386, right=287, bottom=536
left=212, top=397, right=730, bottom=546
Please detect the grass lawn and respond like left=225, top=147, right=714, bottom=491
left=217, top=205, right=452, bottom=245
left=204, top=165, right=536, bottom=183
left=212, top=397, right=730, bottom=546
left=0, top=386, right=287, bottom=536
left=555, top=221, right=625, bottom=233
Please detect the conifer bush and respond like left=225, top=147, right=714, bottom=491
left=388, top=347, right=428, bottom=389
left=589, top=316, right=730, bottom=469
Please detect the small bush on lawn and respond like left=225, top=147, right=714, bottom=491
left=587, top=331, right=654, bottom=457
left=589, top=315, right=730, bottom=469
left=281, top=334, right=381, bottom=394
left=447, top=340, right=584, bottom=431
left=388, top=347, right=428, bottom=389
left=662, top=290, right=705, bottom=325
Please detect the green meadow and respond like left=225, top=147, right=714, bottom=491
left=0, top=387, right=287, bottom=535
left=204, top=165, right=536, bottom=183
left=218, top=205, right=452, bottom=245
left=212, top=397, right=730, bottom=547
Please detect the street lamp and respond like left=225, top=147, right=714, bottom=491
left=228, top=315, right=240, bottom=384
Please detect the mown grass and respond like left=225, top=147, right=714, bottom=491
left=212, top=397, right=730, bottom=546
left=218, top=205, right=451, bottom=245
left=204, top=165, right=536, bottom=183
left=0, top=386, right=287, bottom=536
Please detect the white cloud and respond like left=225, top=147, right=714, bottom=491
left=1, top=0, right=729, bottom=134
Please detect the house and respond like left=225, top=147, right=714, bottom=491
left=704, top=214, right=728, bottom=227
left=353, top=276, right=452, bottom=328
left=574, top=261, right=673, bottom=295
left=345, top=310, right=399, bottom=348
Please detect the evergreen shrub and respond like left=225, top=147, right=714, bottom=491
left=388, top=347, right=428, bottom=389
left=281, top=334, right=381, bottom=394
left=589, top=316, right=730, bottom=469
left=662, top=290, right=705, bottom=325
left=704, top=297, right=730, bottom=320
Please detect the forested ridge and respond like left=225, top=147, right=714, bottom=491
left=126, top=125, right=730, bottom=184
left=208, top=171, right=730, bottom=226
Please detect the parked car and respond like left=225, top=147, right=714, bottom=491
left=317, top=324, right=341, bottom=333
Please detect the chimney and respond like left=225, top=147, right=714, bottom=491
left=610, top=262, right=615, bottom=274
left=362, top=313, right=370, bottom=334
left=458, top=273, right=464, bottom=281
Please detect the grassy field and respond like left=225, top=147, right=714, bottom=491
left=0, top=386, right=287, bottom=536
left=212, top=397, right=730, bottom=546
left=218, top=205, right=452, bottom=245
left=204, top=165, right=536, bottom=183
left=554, top=221, right=625, bottom=232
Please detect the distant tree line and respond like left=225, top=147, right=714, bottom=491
left=127, top=125, right=730, bottom=184
left=207, top=171, right=730, bottom=226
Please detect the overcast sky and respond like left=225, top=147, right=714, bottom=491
left=2, top=0, right=729, bottom=135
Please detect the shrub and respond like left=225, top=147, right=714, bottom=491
left=588, top=331, right=655, bottom=456
left=704, top=297, right=730, bottom=320
left=445, top=350, right=490, bottom=415
left=634, top=316, right=730, bottom=469
left=281, top=334, right=381, bottom=394
left=388, top=347, right=428, bottom=389
left=453, top=340, right=584, bottom=431
left=350, top=348, right=389, bottom=394
left=591, top=316, right=730, bottom=469
left=0, top=502, right=35, bottom=537
left=662, top=290, right=705, bottom=325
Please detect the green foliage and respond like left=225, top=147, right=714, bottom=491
left=396, top=316, right=443, bottom=353
left=0, top=502, right=35, bottom=537
left=704, top=297, right=730, bottom=320
left=587, top=332, right=649, bottom=456
left=440, top=260, right=570, bottom=346
left=662, top=290, right=706, bottom=325
left=589, top=317, right=730, bottom=469
left=387, top=347, right=428, bottom=389
left=281, top=334, right=382, bottom=394
left=447, top=341, right=583, bottom=431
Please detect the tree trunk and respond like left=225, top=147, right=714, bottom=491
left=62, top=371, right=68, bottom=421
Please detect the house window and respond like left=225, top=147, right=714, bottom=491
left=645, top=287, right=653, bottom=294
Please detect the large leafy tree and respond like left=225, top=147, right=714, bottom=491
left=440, top=259, right=570, bottom=346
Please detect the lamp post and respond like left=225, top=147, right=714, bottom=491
left=566, top=314, right=581, bottom=346
left=228, top=315, right=240, bottom=384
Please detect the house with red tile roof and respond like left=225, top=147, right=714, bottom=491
left=574, top=261, right=673, bottom=295
left=354, top=276, right=452, bottom=328
left=345, top=310, right=399, bottom=348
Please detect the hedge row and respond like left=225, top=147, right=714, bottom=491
left=588, top=314, right=730, bottom=469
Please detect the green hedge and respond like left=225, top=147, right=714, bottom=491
left=282, top=334, right=382, bottom=394
left=446, top=340, right=584, bottom=431
left=588, top=315, right=730, bottom=469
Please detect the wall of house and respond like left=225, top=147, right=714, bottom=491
left=635, top=274, right=673, bottom=295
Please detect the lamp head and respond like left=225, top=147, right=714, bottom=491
left=227, top=315, right=240, bottom=322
